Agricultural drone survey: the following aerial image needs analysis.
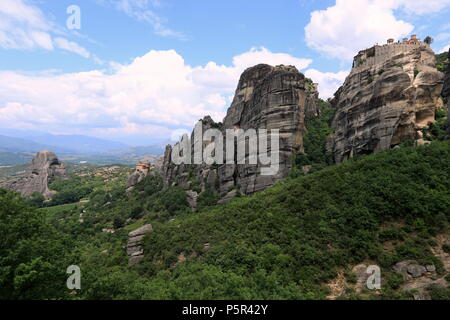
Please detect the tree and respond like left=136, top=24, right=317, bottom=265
left=424, top=36, right=433, bottom=45
left=27, top=192, right=45, bottom=208
left=0, top=189, right=69, bottom=299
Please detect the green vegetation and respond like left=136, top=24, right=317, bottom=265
left=0, top=189, right=72, bottom=299
left=436, top=52, right=449, bottom=72
left=443, top=244, right=450, bottom=254
left=429, top=286, right=450, bottom=300
left=44, top=166, right=131, bottom=207
left=1, top=138, right=450, bottom=300
left=132, top=141, right=450, bottom=299
left=293, top=100, right=335, bottom=174
left=422, top=108, right=448, bottom=142
left=0, top=99, right=449, bottom=300
left=0, top=152, right=34, bottom=167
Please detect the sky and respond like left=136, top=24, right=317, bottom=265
left=1, top=0, right=450, bottom=146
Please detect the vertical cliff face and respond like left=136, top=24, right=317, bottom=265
left=161, top=64, right=320, bottom=202
left=443, top=49, right=450, bottom=136
left=0, top=150, right=67, bottom=199
left=329, top=43, right=444, bottom=163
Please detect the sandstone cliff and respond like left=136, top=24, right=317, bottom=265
left=329, top=42, right=444, bottom=163
left=127, top=224, right=153, bottom=265
left=0, top=150, right=67, bottom=199
left=161, top=64, right=320, bottom=202
left=443, top=49, right=450, bottom=136
left=127, top=163, right=151, bottom=189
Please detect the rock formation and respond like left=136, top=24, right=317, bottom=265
left=161, top=64, right=320, bottom=202
left=127, top=224, right=153, bottom=265
left=442, top=48, right=450, bottom=136
left=350, top=260, right=447, bottom=300
left=329, top=41, right=444, bottom=163
left=0, top=150, right=67, bottom=199
left=127, top=162, right=151, bottom=189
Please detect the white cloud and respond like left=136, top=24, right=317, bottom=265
left=0, top=47, right=312, bottom=144
left=232, top=47, right=312, bottom=71
left=398, top=0, right=450, bottom=15
left=99, top=0, right=185, bottom=40
left=440, top=45, right=450, bottom=53
left=305, top=69, right=349, bottom=99
left=305, top=0, right=450, bottom=62
left=54, top=38, right=91, bottom=58
left=305, top=0, right=413, bottom=61
left=0, top=0, right=91, bottom=58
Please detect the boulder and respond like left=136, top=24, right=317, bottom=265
left=218, top=189, right=238, bottom=205
left=127, top=224, right=153, bottom=265
left=393, top=260, right=436, bottom=279
left=407, top=264, right=427, bottom=278
left=128, top=224, right=153, bottom=237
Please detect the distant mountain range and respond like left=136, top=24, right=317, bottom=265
left=0, top=135, right=72, bottom=154
left=103, top=145, right=165, bottom=156
left=0, top=131, right=166, bottom=166
left=0, top=131, right=128, bottom=154
left=24, top=133, right=128, bottom=154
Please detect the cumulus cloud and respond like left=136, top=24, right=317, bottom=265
left=305, top=0, right=450, bottom=61
left=440, top=44, right=450, bottom=53
left=0, top=0, right=91, bottom=58
left=305, top=0, right=413, bottom=61
left=305, top=69, right=349, bottom=99
left=0, top=47, right=312, bottom=144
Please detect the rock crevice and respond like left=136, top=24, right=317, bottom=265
left=442, top=49, right=450, bottom=136
left=127, top=224, right=153, bottom=265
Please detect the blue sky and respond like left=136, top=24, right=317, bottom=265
left=0, top=1, right=340, bottom=73
left=0, top=0, right=450, bottom=145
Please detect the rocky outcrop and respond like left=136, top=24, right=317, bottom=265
left=0, top=150, right=67, bottom=199
left=161, top=64, right=320, bottom=202
left=127, top=224, right=153, bottom=265
left=329, top=42, right=444, bottom=163
left=186, top=190, right=198, bottom=210
left=392, top=260, right=447, bottom=300
left=442, top=49, right=450, bottom=136
left=127, top=163, right=150, bottom=189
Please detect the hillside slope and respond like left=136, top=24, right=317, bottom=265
left=131, top=141, right=450, bottom=299
left=1, top=141, right=450, bottom=300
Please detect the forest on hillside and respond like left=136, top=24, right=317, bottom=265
left=1, top=98, right=449, bottom=300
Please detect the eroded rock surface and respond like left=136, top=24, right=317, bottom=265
left=0, top=150, right=66, bottom=199
left=127, top=224, right=153, bottom=265
left=127, top=163, right=150, bottom=189
left=442, top=49, right=450, bottom=136
left=161, top=64, right=320, bottom=202
left=329, top=42, right=444, bottom=163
